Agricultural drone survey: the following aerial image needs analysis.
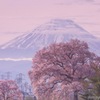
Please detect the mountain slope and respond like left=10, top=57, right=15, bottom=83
left=0, top=19, right=100, bottom=57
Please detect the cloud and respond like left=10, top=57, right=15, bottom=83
left=55, top=0, right=95, bottom=5
left=0, top=58, right=32, bottom=61
left=79, top=22, right=100, bottom=25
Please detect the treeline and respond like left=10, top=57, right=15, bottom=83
left=0, top=72, right=35, bottom=100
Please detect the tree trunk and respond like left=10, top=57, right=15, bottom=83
left=74, top=91, right=78, bottom=100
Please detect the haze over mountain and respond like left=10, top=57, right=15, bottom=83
left=0, top=19, right=100, bottom=58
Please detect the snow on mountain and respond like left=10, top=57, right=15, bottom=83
left=0, top=19, right=100, bottom=57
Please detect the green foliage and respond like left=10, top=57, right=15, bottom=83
left=81, top=89, right=94, bottom=100
left=25, top=96, right=37, bottom=100
left=81, top=65, right=100, bottom=100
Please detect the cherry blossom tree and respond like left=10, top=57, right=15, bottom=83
left=0, top=80, right=23, bottom=100
left=29, top=39, right=98, bottom=100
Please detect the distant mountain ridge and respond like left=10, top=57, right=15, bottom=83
left=0, top=19, right=100, bottom=57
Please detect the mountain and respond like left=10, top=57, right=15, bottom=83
left=0, top=19, right=100, bottom=58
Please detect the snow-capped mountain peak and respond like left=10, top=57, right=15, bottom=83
left=0, top=19, right=100, bottom=57
left=0, top=19, right=96, bottom=49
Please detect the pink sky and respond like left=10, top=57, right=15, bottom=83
left=0, top=0, right=100, bottom=44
